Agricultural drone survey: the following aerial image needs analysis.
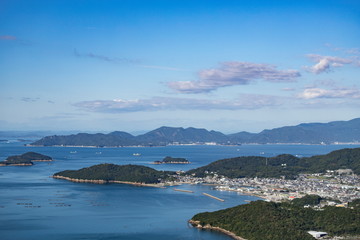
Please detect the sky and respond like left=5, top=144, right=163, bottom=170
left=1, top=0, right=360, bottom=134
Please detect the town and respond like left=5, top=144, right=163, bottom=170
left=170, top=170, right=360, bottom=204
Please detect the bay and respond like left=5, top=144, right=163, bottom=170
left=1, top=141, right=359, bottom=240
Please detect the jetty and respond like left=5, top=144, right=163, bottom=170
left=202, top=192, right=225, bottom=202
left=173, top=188, right=194, bottom=193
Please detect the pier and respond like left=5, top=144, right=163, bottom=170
left=173, top=188, right=194, bottom=193
left=202, top=192, right=225, bottom=202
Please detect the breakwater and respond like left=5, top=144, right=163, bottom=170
left=173, top=188, right=194, bottom=193
left=202, top=192, right=225, bottom=202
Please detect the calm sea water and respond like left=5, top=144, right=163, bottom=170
left=1, top=141, right=359, bottom=240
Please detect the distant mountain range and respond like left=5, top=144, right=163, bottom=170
left=29, top=118, right=360, bottom=147
left=0, top=130, right=89, bottom=139
left=29, top=127, right=229, bottom=147
left=229, top=118, right=360, bottom=144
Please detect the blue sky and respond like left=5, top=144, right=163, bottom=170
left=1, top=0, right=360, bottom=133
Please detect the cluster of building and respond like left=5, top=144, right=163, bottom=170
left=170, top=170, right=360, bottom=204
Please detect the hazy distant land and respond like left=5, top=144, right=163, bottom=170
left=28, top=118, right=360, bottom=147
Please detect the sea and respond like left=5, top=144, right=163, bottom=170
left=1, top=140, right=360, bottom=240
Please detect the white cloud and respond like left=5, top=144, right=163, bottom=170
left=140, top=65, right=184, bottom=71
left=167, top=61, right=300, bottom=93
left=325, top=44, right=360, bottom=55
left=305, top=54, right=354, bottom=74
left=74, top=49, right=183, bottom=71
left=282, top=88, right=296, bottom=91
left=74, top=49, right=139, bottom=64
left=298, top=87, right=360, bottom=99
left=73, top=95, right=283, bottom=113
left=346, top=48, right=360, bottom=55
left=21, top=97, right=40, bottom=102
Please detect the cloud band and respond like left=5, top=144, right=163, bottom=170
left=167, top=61, right=300, bottom=93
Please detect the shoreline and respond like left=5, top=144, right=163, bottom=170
left=0, top=163, right=33, bottom=166
left=188, top=220, right=247, bottom=240
left=52, top=175, right=165, bottom=188
left=53, top=175, right=269, bottom=200
left=26, top=142, right=360, bottom=148
left=32, top=159, right=53, bottom=162
left=216, top=186, right=268, bottom=200
left=0, top=159, right=53, bottom=167
left=151, top=162, right=191, bottom=164
left=203, top=183, right=268, bottom=201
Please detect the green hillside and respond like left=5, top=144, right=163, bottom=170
left=1, top=152, right=52, bottom=165
left=54, top=163, right=173, bottom=184
left=191, top=195, right=360, bottom=240
left=187, top=148, right=360, bottom=178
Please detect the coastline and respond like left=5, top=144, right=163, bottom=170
left=0, top=163, right=33, bottom=166
left=52, top=175, right=164, bottom=188
left=216, top=186, right=268, bottom=200
left=32, top=159, right=53, bottom=162
left=27, top=142, right=360, bottom=148
left=188, top=220, right=247, bottom=240
left=51, top=176, right=268, bottom=199
left=151, top=161, right=190, bottom=164
left=202, top=183, right=268, bottom=201
left=0, top=159, right=52, bottom=167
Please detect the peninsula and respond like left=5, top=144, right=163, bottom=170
left=53, top=163, right=174, bottom=186
left=190, top=195, right=360, bottom=240
left=153, top=156, right=190, bottom=164
left=0, top=152, right=53, bottom=166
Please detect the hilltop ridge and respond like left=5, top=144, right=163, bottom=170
left=186, top=147, right=360, bottom=179
left=29, top=118, right=360, bottom=147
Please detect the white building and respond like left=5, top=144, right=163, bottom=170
left=308, top=231, right=328, bottom=238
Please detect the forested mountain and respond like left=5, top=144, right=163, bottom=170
left=30, top=126, right=231, bottom=146
left=0, top=152, right=52, bottom=166
left=190, top=195, right=360, bottom=240
left=136, top=126, right=229, bottom=145
left=187, top=148, right=360, bottom=178
left=53, top=163, right=172, bottom=184
left=31, top=132, right=140, bottom=147
left=29, top=118, right=360, bottom=147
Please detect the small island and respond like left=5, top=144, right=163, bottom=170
left=0, top=152, right=53, bottom=166
left=53, top=163, right=174, bottom=186
left=190, top=195, right=360, bottom=240
left=153, top=156, right=190, bottom=164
